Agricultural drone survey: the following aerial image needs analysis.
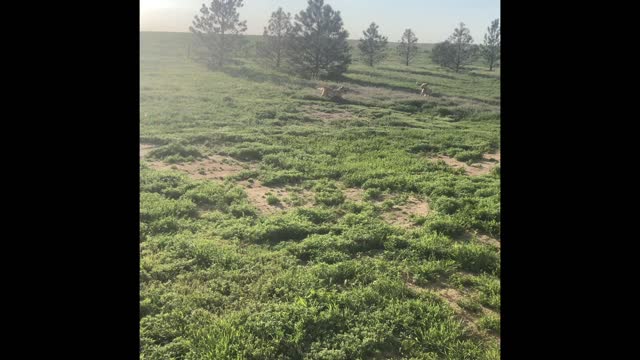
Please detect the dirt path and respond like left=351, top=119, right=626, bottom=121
left=140, top=144, right=156, bottom=158
left=434, top=151, right=500, bottom=176
left=302, top=105, right=355, bottom=122
left=145, top=155, right=254, bottom=181
left=456, top=231, right=501, bottom=249
left=406, top=280, right=497, bottom=338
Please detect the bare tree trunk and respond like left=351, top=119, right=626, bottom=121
left=219, top=31, right=226, bottom=67
left=275, top=36, right=281, bottom=68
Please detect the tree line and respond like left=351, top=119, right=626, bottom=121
left=190, top=0, right=500, bottom=79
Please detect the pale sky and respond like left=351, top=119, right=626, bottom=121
left=140, top=0, right=500, bottom=43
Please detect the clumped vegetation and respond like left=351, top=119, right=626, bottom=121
left=148, top=143, right=204, bottom=163
left=141, top=2, right=500, bottom=357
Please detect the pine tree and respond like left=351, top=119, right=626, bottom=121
left=257, top=7, right=293, bottom=68
left=189, top=0, right=247, bottom=69
left=480, top=19, right=500, bottom=71
left=287, top=0, right=352, bottom=79
left=397, top=29, right=419, bottom=66
left=358, top=22, right=388, bottom=67
left=449, top=22, right=476, bottom=72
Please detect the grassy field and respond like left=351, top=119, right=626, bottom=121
left=140, top=31, right=500, bottom=359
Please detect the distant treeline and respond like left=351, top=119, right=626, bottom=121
left=189, top=0, right=500, bottom=78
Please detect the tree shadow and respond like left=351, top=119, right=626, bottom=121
left=335, top=75, right=417, bottom=94
left=448, top=94, right=500, bottom=106
left=348, top=68, right=419, bottom=83
left=377, top=66, right=458, bottom=80
left=219, top=64, right=315, bottom=88
left=299, top=94, right=369, bottom=107
left=467, top=71, right=500, bottom=80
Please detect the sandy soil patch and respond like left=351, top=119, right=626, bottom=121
left=456, top=231, right=501, bottom=249
left=238, top=180, right=314, bottom=215
left=142, top=145, right=316, bottom=215
left=476, top=233, right=500, bottom=249
left=144, top=153, right=254, bottom=181
left=303, top=105, right=355, bottom=121
left=434, top=151, right=500, bottom=176
left=381, top=196, right=431, bottom=228
left=140, top=144, right=156, bottom=158
left=406, top=281, right=490, bottom=336
left=343, top=187, right=365, bottom=202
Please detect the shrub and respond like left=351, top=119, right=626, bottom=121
left=140, top=169, right=193, bottom=199
left=423, top=215, right=466, bottom=237
left=262, top=170, right=305, bottom=186
left=256, top=109, right=277, bottom=120
left=477, top=314, right=500, bottom=334
left=310, top=181, right=345, bottom=206
left=229, top=202, right=258, bottom=218
left=454, top=150, right=483, bottom=162
left=266, top=194, right=281, bottom=206
left=148, top=143, right=203, bottom=163
left=413, top=260, right=459, bottom=284
left=140, top=193, right=198, bottom=222
left=364, top=188, right=383, bottom=201
left=457, top=296, right=483, bottom=314
left=183, top=181, right=246, bottom=211
left=452, top=243, right=499, bottom=273
left=433, top=197, right=463, bottom=215
left=252, top=213, right=316, bottom=244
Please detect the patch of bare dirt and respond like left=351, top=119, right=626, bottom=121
left=303, top=105, right=355, bottom=121
left=340, top=188, right=431, bottom=228
left=434, top=151, right=500, bottom=176
left=145, top=154, right=254, bottom=181
left=140, top=144, right=156, bottom=158
left=238, top=180, right=314, bottom=215
left=456, top=231, right=501, bottom=249
left=406, top=281, right=489, bottom=337
left=477, top=234, right=501, bottom=249
left=483, top=152, right=500, bottom=162
left=381, top=196, right=431, bottom=228
left=343, top=187, right=365, bottom=202
left=143, top=154, right=318, bottom=215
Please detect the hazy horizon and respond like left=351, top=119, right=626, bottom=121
left=141, top=0, right=500, bottom=44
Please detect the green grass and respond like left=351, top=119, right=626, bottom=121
left=140, top=31, right=500, bottom=359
